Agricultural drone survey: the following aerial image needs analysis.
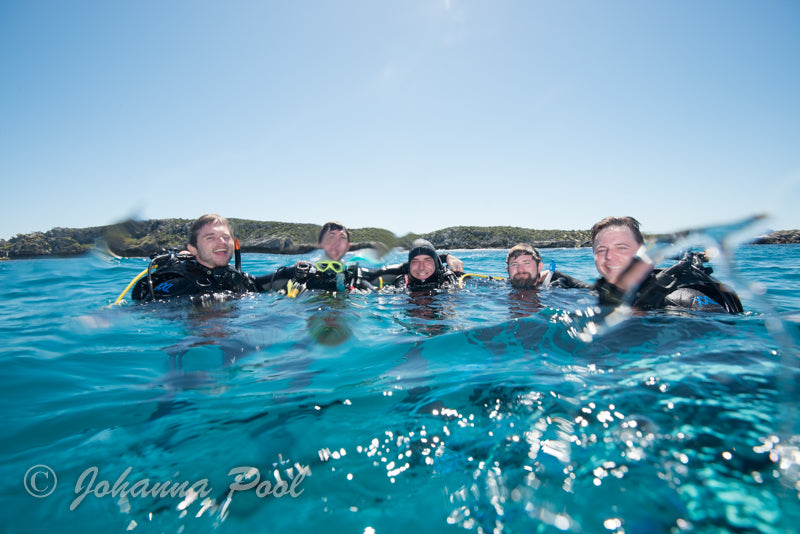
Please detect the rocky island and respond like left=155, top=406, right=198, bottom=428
left=0, top=219, right=797, bottom=259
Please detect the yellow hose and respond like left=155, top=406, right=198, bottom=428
left=112, top=267, right=150, bottom=305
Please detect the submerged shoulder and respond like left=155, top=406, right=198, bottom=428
left=663, top=287, right=728, bottom=313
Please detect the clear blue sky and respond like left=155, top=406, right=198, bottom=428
left=2, top=1, right=798, bottom=240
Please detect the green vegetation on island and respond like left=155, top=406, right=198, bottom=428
left=1, top=219, right=798, bottom=259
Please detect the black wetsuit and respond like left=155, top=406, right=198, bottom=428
left=360, top=253, right=461, bottom=291
left=592, top=252, right=743, bottom=314
left=264, top=262, right=373, bottom=293
left=131, top=257, right=262, bottom=301
left=507, top=270, right=590, bottom=290
left=543, top=271, right=591, bottom=289
left=391, top=268, right=461, bottom=291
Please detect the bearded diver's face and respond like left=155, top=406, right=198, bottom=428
left=507, top=253, right=540, bottom=288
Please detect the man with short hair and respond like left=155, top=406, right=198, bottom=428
left=506, top=243, right=589, bottom=289
left=267, top=220, right=467, bottom=294
left=187, top=214, right=237, bottom=269
left=265, top=221, right=372, bottom=294
left=317, top=221, right=351, bottom=262
left=590, top=216, right=742, bottom=313
left=590, top=216, right=645, bottom=290
left=132, top=214, right=267, bottom=300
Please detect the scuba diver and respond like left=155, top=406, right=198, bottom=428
left=590, top=216, right=743, bottom=313
left=505, top=243, right=589, bottom=289
left=130, top=214, right=273, bottom=301
left=262, top=223, right=465, bottom=296
left=263, top=258, right=374, bottom=294
left=316, top=221, right=351, bottom=263
left=373, top=239, right=462, bottom=292
left=503, top=243, right=590, bottom=317
left=259, top=221, right=375, bottom=295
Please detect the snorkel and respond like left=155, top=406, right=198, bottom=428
left=542, top=260, right=556, bottom=287
left=234, top=238, right=242, bottom=272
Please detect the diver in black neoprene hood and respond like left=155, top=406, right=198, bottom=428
left=262, top=236, right=465, bottom=295
left=389, top=239, right=461, bottom=291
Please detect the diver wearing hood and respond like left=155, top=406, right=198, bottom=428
left=385, top=239, right=461, bottom=291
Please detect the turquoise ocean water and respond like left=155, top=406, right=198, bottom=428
left=1, top=243, right=799, bottom=533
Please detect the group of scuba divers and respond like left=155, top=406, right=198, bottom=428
left=127, top=214, right=743, bottom=315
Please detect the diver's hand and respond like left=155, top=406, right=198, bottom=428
left=615, top=245, right=655, bottom=294
left=445, top=254, right=463, bottom=272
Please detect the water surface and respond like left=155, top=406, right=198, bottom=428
left=0, top=244, right=798, bottom=533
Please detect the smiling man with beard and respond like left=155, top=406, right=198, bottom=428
left=506, top=244, right=589, bottom=290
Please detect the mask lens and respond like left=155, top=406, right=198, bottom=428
left=316, top=261, right=344, bottom=273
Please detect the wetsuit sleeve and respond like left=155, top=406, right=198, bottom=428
left=550, top=271, right=591, bottom=289
left=364, top=263, right=407, bottom=286
left=593, top=277, right=626, bottom=307
left=346, top=265, right=376, bottom=291
left=243, top=272, right=270, bottom=293
left=251, top=266, right=296, bottom=292
left=382, top=262, right=408, bottom=275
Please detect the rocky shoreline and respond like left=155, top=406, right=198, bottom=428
left=1, top=219, right=798, bottom=259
